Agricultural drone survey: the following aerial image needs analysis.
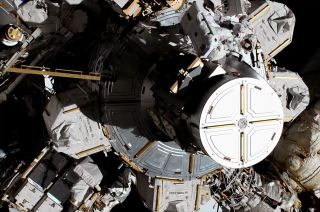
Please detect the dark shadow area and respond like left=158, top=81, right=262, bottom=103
left=90, top=152, right=149, bottom=212
left=275, top=0, right=320, bottom=73
left=0, top=76, right=49, bottom=196
left=111, top=185, right=149, bottom=212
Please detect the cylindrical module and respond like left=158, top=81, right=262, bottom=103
left=188, top=66, right=284, bottom=168
left=149, top=56, right=284, bottom=168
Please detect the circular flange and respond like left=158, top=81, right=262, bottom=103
left=198, top=77, right=283, bottom=168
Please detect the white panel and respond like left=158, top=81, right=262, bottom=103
left=205, top=85, right=240, bottom=125
left=199, top=77, right=283, bottom=168
left=204, top=128, right=240, bottom=163
left=247, top=82, right=282, bottom=121
left=36, top=196, right=63, bottom=212
left=15, top=181, right=44, bottom=210
left=248, top=127, right=275, bottom=159
left=113, top=0, right=129, bottom=8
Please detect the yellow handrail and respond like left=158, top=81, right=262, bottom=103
left=8, top=65, right=101, bottom=81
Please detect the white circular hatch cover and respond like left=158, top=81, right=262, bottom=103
left=199, top=77, right=283, bottom=168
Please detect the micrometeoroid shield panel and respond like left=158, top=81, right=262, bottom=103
left=197, top=77, right=283, bottom=168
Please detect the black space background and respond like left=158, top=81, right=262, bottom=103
left=275, top=0, right=320, bottom=73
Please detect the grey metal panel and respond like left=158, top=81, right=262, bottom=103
left=152, top=7, right=183, bottom=26
left=247, top=1, right=295, bottom=60
left=164, top=153, right=184, bottom=174
left=104, top=104, right=150, bottom=157
left=135, top=174, right=205, bottom=212
left=136, top=141, right=190, bottom=178
left=194, top=154, right=221, bottom=176
left=29, top=163, right=56, bottom=190
left=14, top=180, right=44, bottom=210
left=268, top=69, right=309, bottom=122
left=35, top=195, right=63, bottom=212
left=101, top=45, right=150, bottom=102
left=47, top=180, right=71, bottom=204
left=104, top=101, right=221, bottom=179
left=139, top=146, right=170, bottom=176
left=50, top=152, right=68, bottom=172
left=96, top=40, right=221, bottom=179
